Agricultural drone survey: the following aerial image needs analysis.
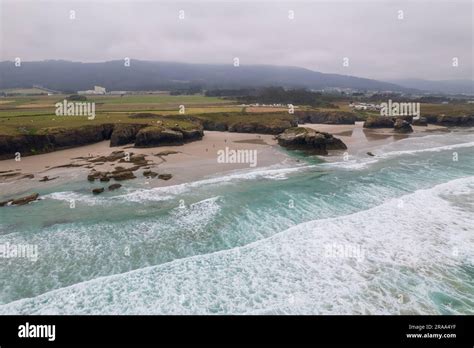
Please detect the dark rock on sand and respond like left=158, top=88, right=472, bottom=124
left=108, top=183, right=122, bottom=191
left=276, top=127, right=347, bottom=155
left=2, top=193, right=40, bottom=206
left=363, top=116, right=395, bottom=128
left=155, top=150, right=180, bottom=157
left=181, top=128, right=204, bottom=142
left=89, top=150, right=126, bottom=163
left=39, top=176, right=58, bottom=182
left=143, top=170, right=158, bottom=178
left=412, top=117, right=428, bottom=126
left=158, top=174, right=172, bottom=180
left=12, top=193, right=40, bottom=205
left=393, top=118, right=414, bottom=133
left=118, top=154, right=149, bottom=167
left=110, top=170, right=136, bottom=181
left=87, top=170, right=107, bottom=182
left=0, top=172, right=21, bottom=178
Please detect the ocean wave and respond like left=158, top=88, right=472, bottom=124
left=45, top=164, right=313, bottom=205
left=1, top=176, right=472, bottom=315
left=378, top=141, right=474, bottom=158
left=0, top=195, right=223, bottom=304
left=323, top=141, right=474, bottom=170
left=121, top=164, right=313, bottom=202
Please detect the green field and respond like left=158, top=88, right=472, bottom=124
left=0, top=88, right=51, bottom=95
left=0, top=93, right=281, bottom=136
left=0, top=94, right=472, bottom=136
left=0, top=94, right=243, bottom=135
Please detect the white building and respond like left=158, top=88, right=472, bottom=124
left=94, top=86, right=106, bottom=94
left=77, top=85, right=106, bottom=95
left=349, top=102, right=381, bottom=111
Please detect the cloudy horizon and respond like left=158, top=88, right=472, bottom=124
left=1, top=0, right=472, bottom=82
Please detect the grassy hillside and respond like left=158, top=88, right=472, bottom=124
left=0, top=94, right=472, bottom=137
left=0, top=94, right=241, bottom=135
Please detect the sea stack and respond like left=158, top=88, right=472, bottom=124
left=276, top=127, right=347, bottom=155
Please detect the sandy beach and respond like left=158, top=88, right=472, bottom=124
left=301, top=122, right=448, bottom=153
left=0, top=131, right=288, bottom=198
left=0, top=125, right=449, bottom=198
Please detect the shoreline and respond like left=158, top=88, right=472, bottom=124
left=0, top=125, right=451, bottom=199
left=300, top=122, right=449, bottom=154
left=0, top=131, right=290, bottom=199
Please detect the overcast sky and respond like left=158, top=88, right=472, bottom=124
left=1, top=0, right=472, bottom=81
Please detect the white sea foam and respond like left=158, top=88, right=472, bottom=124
left=323, top=141, right=474, bottom=170
left=1, top=176, right=472, bottom=315
left=45, top=164, right=313, bottom=205
left=45, top=191, right=112, bottom=206
left=377, top=141, right=474, bottom=158
left=0, top=195, right=223, bottom=304
left=121, top=164, right=312, bottom=203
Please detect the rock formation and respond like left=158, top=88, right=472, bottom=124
left=296, top=111, right=359, bottom=124
left=108, top=183, right=122, bottom=191
left=134, top=127, right=184, bottom=147
left=158, top=174, right=172, bottom=180
left=412, top=117, right=428, bottom=126
left=276, top=127, right=347, bottom=155
left=0, top=124, right=114, bottom=160
left=393, top=118, right=414, bottom=133
left=109, top=124, right=147, bottom=146
left=363, top=116, right=395, bottom=128
left=0, top=193, right=39, bottom=207
left=143, top=170, right=158, bottom=178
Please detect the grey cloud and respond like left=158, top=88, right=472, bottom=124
left=1, top=0, right=472, bottom=80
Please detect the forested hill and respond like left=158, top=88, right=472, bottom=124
left=0, top=60, right=407, bottom=93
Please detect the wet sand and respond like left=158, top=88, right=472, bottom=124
left=300, top=122, right=448, bottom=154
left=0, top=131, right=289, bottom=197
left=0, top=125, right=449, bottom=198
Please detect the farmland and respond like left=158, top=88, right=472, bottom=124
left=0, top=92, right=473, bottom=137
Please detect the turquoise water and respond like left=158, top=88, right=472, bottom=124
left=0, top=129, right=473, bottom=314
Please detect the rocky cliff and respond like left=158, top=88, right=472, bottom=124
left=109, top=123, right=147, bottom=146
left=0, top=124, right=114, bottom=160
left=363, top=114, right=474, bottom=129
left=0, top=123, right=204, bottom=159
left=424, top=115, right=474, bottom=127
left=135, top=127, right=184, bottom=147
left=201, top=119, right=296, bottom=135
left=296, top=111, right=360, bottom=124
